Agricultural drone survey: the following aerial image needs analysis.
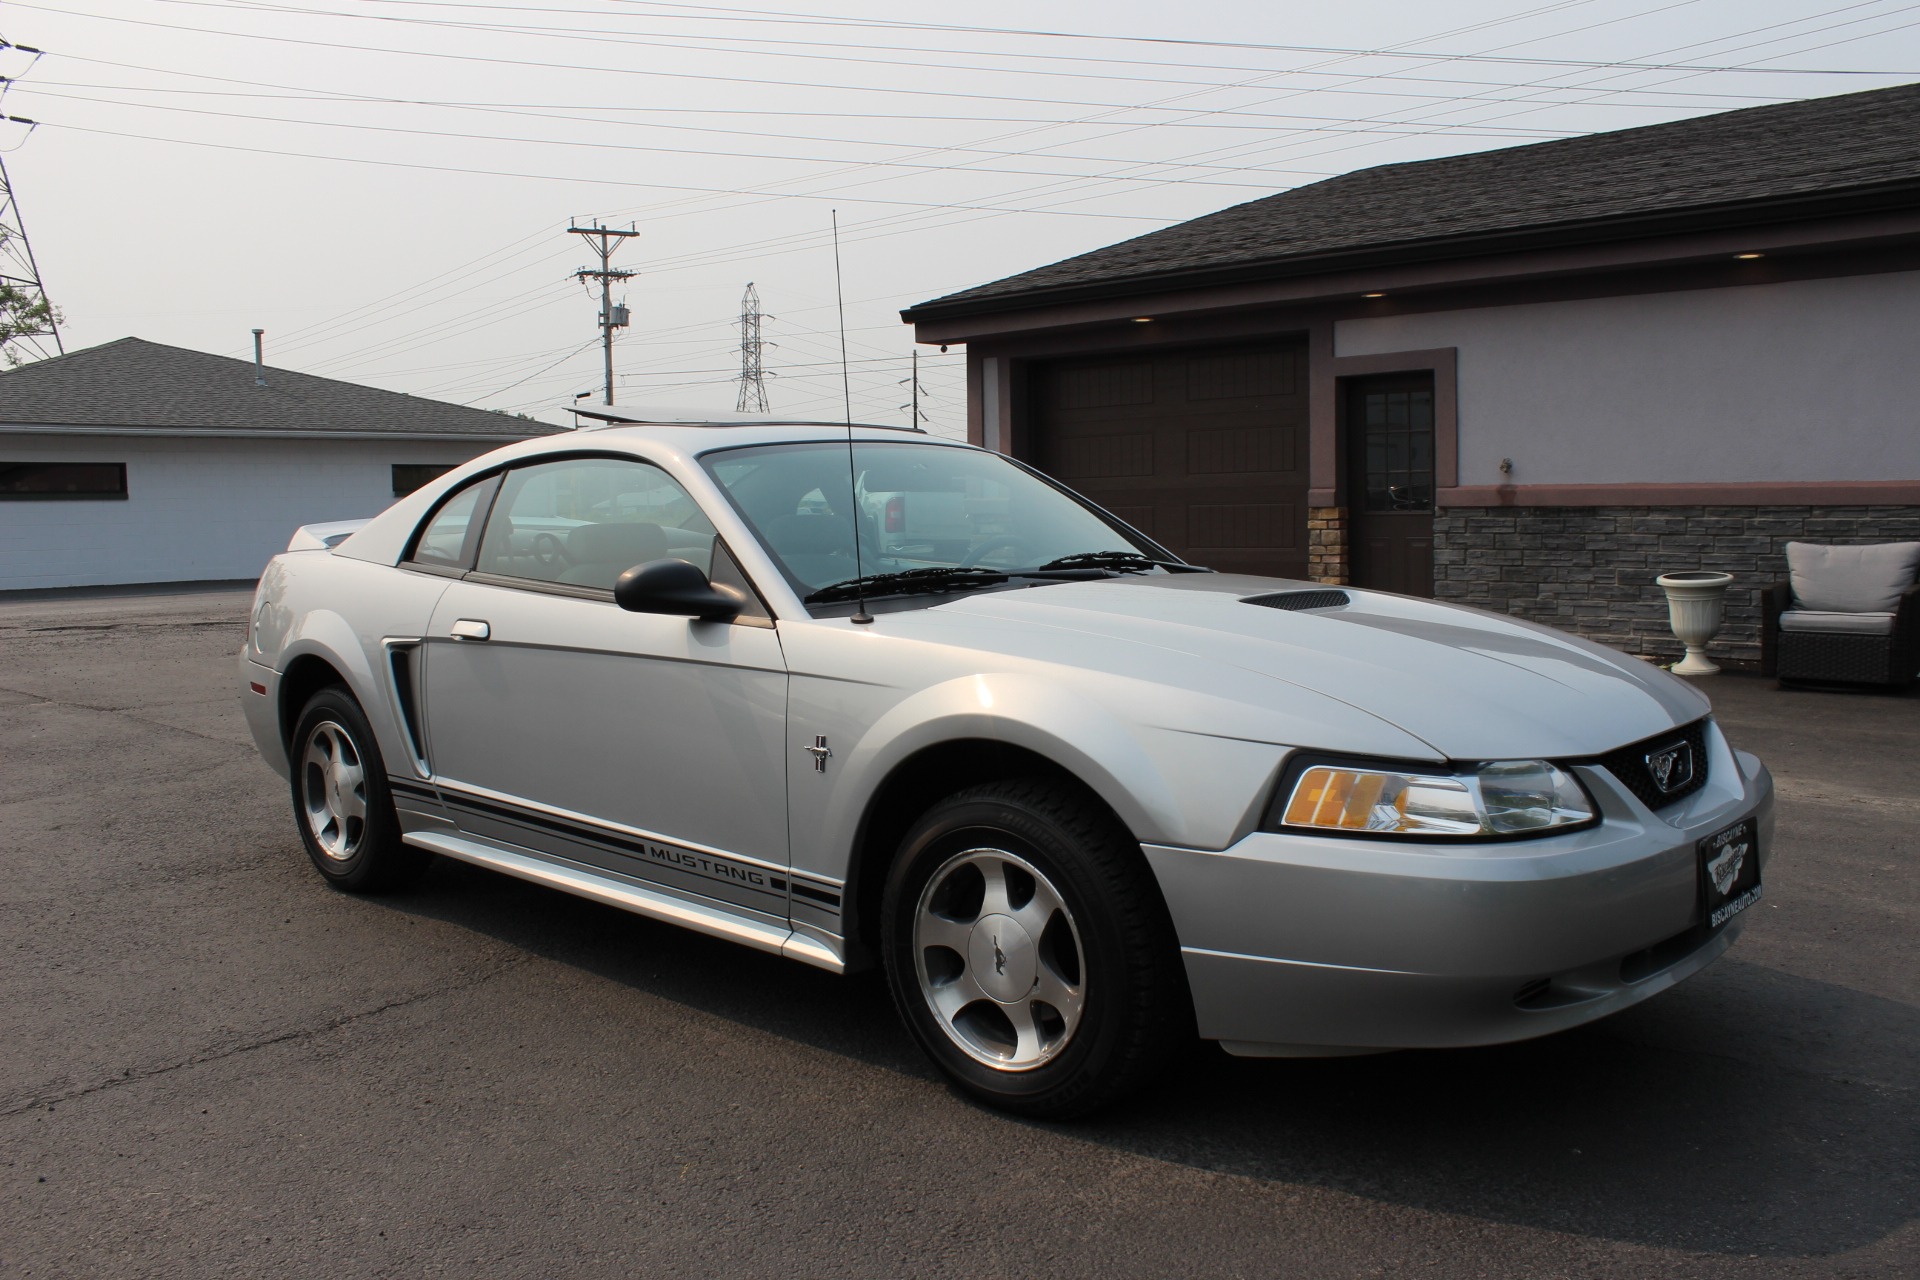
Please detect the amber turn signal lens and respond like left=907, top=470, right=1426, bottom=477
left=1284, top=766, right=1393, bottom=830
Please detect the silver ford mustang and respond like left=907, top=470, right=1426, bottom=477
left=240, top=421, right=1773, bottom=1117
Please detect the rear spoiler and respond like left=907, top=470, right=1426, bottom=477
left=287, top=519, right=372, bottom=552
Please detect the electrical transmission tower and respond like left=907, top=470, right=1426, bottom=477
left=735, top=282, right=771, bottom=413
left=0, top=39, right=63, bottom=367
left=568, top=221, right=637, bottom=405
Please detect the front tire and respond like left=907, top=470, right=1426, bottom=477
left=289, top=687, right=426, bottom=893
left=881, top=780, right=1190, bottom=1118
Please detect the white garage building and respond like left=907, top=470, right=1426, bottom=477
left=0, top=338, right=561, bottom=592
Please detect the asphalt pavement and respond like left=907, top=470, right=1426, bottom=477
left=2, top=587, right=1914, bottom=1278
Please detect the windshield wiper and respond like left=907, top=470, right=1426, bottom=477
left=804, top=562, right=1112, bottom=605
left=1037, top=550, right=1211, bottom=574
left=804, top=566, right=1011, bottom=605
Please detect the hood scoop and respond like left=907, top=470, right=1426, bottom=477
left=1242, top=589, right=1351, bottom=612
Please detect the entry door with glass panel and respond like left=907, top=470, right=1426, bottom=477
left=419, top=454, right=791, bottom=923
left=1346, top=373, right=1437, bottom=598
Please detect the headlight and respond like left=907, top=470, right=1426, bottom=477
left=1271, top=758, right=1594, bottom=839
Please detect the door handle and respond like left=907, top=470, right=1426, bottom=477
left=449, top=618, right=491, bottom=641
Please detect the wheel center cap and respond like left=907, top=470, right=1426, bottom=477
left=969, top=914, right=1036, bottom=1003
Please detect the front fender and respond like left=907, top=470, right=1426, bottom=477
left=799, top=671, right=1289, bottom=887
left=849, top=672, right=1185, bottom=847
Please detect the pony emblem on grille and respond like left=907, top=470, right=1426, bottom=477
left=1646, top=742, right=1694, bottom=794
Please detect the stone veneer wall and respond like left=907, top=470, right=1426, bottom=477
left=1432, top=505, right=1920, bottom=666
left=1307, top=506, right=1348, bottom=584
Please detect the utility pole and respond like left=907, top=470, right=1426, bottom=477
left=568, top=221, right=637, bottom=405
left=735, top=282, right=771, bottom=413
left=899, top=349, right=931, bottom=427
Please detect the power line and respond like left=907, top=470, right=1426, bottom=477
left=61, top=46, right=1809, bottom=111
left=266, top=237, right=562, bottom=358
left=256, top=225, right=554, bottom=353
left=42, top=120, right=1179, bottom=222
left=19, top=87, right=1348, bottom=189
left=1210, top=0, right=1920, bottom=181
left=133, top=0, right=1920, bottom=76
left=19, top=81, right=1596, bottom=151
left=301, top=279, right=576, bottom=374
left=466, top=336, right=598, bottom=404
left=30, top=2, right=1905, bottom=125
left=593, top=0, right=1920, bottom=71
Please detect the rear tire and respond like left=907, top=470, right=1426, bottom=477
left=881, top=779, right=1191, bottom=1119
left=288, top=687, right=427, bottom=893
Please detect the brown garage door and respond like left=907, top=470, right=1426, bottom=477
left=1028, top=341, right=1308, bottom=578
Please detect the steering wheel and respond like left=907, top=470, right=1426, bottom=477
left=533, top=532, right=571, bottom=569
left=960, top=535, right=1034, bottom=569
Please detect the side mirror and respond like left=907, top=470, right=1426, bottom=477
left=614, top=558, right=745, bottom=621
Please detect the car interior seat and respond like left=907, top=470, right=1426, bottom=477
left=559, top=522, right=669, bottom=591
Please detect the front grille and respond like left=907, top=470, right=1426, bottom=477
left=1243, top=589, right=1351, bottom=611
left=1594, top=719, right=1710, bottom=810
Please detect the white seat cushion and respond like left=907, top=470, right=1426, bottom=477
left=1778, top=609, right=1897, bottom=636
left=1787, top=541, right=1920, bottom=613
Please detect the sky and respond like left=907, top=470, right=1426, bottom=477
left=4, top=0, right=1919, bottom=437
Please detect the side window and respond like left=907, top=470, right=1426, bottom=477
left=476, top=456, right=717, bottom=592
left=406, top=477, right=493, bottom=569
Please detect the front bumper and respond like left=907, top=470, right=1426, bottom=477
left=1144, top=724, right=1774, bottom=1055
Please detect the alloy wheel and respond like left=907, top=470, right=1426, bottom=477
left=912, top=847, right=1086, bottom=1071
left=300, top=720, right=368, bottom=862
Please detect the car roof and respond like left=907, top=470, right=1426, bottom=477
left=571, top=406, right=926, bottom=434
left=550, top=420, right=974, bottom=457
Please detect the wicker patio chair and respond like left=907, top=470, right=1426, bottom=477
left=1760, top=541, right=1920, bottom=687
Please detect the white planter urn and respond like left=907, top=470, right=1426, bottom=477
left=1656, top=571, right=1734, bottom=675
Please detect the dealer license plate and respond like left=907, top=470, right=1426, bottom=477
left=1699, top=817, right=1762, bottom=930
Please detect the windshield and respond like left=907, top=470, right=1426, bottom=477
left=702, top=441, right=1160, bottom=601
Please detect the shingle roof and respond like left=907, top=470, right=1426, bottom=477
left=0, top=337, right=564, bottom=436
left=906, top=81, right=1920, bottom=320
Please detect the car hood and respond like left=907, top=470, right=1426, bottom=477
left=890, top=573, right=1709, bottom=761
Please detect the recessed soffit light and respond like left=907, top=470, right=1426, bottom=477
left=1735, top=252, right=1764, bottom=260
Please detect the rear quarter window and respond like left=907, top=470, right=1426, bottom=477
left=406, top=477, right=496, bottom=569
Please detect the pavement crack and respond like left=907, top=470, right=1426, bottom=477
left=0, top=956, right=528, bottom=1118
left=0, top=683, right=250, bottom=749
left=8, top=619, right=246, bottom=635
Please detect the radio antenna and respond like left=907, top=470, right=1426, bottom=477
left=833, top=210, right=873, bottom=625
